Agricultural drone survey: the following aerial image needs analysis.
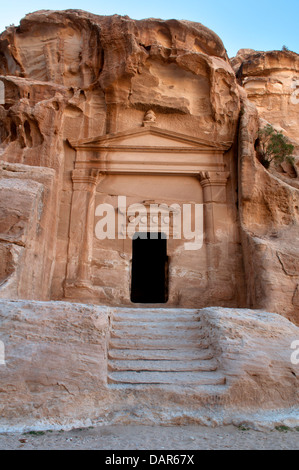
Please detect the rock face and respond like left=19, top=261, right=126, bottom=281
left=0, top=162, right=56, bottom=299
left=0, top=10, right=245, bottom=310
left=0, top=301, right=298, bottom=431
left=232, top=50, right=299, bottom=143
left=0, top=10, right=299, bottom=430
left=0, top=12, right=298, bottom=318
left=0, top=300, right=110, bottom=430
left=235, top=50, right=299, bottom=325
left=0, top=10, right=298, bottom=319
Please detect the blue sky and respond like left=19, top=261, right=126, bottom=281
left=0, top=0, right=298, bottom=57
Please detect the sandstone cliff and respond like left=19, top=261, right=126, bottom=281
left=0, top=10, right=299, bottom=433
left=0, top=10, right=298, bottom=321
left=234, top=50, right=299, bottom=325
left=0, top=10, right=243, bottom=308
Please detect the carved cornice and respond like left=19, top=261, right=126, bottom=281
left=70, top=128, right=231, bottom=178
left=69, top=126, right=232, bottom=152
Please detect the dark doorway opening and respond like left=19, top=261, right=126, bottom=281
left=131, top=232, right=168, bottom=303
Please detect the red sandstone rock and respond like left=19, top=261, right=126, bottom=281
left=0, top=10, right=299, bottom=432
left=0, top=10, right=244, bottom=309
left=0, top=301, right=298, bottom=431
left=0, top=9, right=298, bottom=318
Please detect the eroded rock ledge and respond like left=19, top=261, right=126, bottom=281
left=0, top=301, right=298, bottom=431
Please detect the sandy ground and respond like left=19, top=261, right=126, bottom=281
left=0, top=424, right=298, bottom=450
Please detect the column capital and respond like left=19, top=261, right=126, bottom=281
left=198, top=171, right=230, bottom=203
left=72, top=169, right=103, bottom=191
left=198, top=171, right=230, bottom=187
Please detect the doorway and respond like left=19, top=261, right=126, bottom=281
left=131, top=232, right=168, bottom=303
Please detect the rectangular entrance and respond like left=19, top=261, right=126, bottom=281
left=131, top=232, right=168, bottom=303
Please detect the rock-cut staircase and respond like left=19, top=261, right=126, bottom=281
left=107, top=308, right=226, bottom=387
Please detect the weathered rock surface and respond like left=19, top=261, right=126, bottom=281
left=0, top=11, right=299, bottom=430
left=0, top=300, right=110, bottom=431
left=232, top=49, right=299, bottom=178
left=0, top=10, right=239, bottom=142
left=0, top=161, right=56, bottom=299
left=0, top=12, right=298, bottom=319
left=0, top=10, right=245, bottom=309
left=201, top=307, right=299, bottom=411
left=238, top=95, right=299, bottom=325
left=0, top=10, right=298, bottom=320
left=232, top=50, right=299, bottom=140
left=0, top=301, right=298, bottom=431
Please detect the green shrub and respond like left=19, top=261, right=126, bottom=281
left=257, top=124, right=294, bottom=169
left=275, top=425, right=291, bottom=433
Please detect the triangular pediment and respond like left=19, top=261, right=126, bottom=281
left=69, top=126, right=229, bottom=151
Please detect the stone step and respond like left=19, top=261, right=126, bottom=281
left=112, top=311, right=200, bottom=322
left=108, top=348, right=213, bottom=361
left=108, top=359, right=218, bottom=372
left=112, top=308, right=200, bottom=316
left=109, top=338, right=208, bottom=350
left=108, top=371, right=226, bottom=385
left=110, top=327, right=204, bottom=340
left=112, top=313, right=201, bottom=323
left=108, top=383, right=227, bottom=393
left=111, top=320, right=201, bottom=329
